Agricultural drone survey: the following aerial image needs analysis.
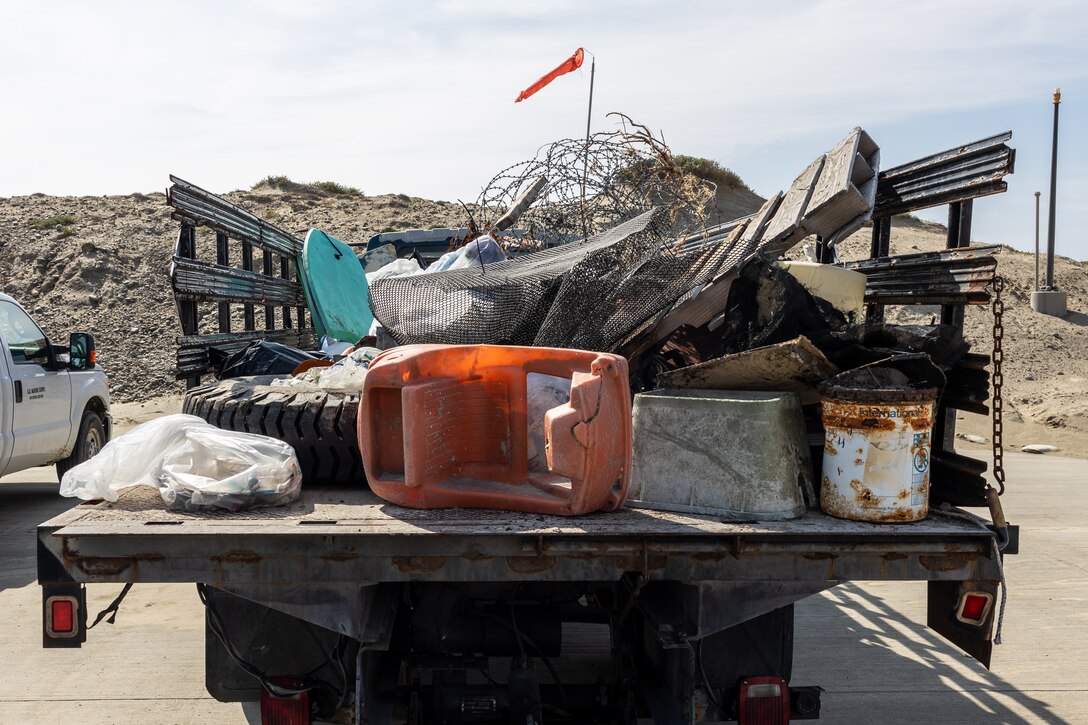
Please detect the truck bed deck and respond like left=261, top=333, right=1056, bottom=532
left=38, top=487, right=1000, bottom=587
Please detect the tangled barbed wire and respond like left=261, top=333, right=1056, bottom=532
left=473, top=113, right=717, bottom=250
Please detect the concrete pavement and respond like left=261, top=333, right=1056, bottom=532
left=793, top=452, right=1086, bottom=724
left=0, top=452, right=1083, bottom=723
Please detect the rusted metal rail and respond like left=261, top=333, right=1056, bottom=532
left=845, top=244, right=999, bottom=306
left=167, top=176, right=316, bottom=384
left=873, top=131, right=1015, bottom=217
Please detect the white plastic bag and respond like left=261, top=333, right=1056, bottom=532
left=60, top=414, right=302, bottom=512
left=319, top=335, right=354, bottom=356
left=425, top=235, right=506, bottom=273
left=365, top=257, right=424, bottom=285
left=270, top=347, right=381, bottom=392
left=315, top=347, right=381, bottom=391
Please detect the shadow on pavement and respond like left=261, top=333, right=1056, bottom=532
left=795, top=582, right=1061, bottom=724
left=0, top=477, right=79, bottom=593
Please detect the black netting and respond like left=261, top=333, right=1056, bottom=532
left=369, top=207, right=744, bottom=353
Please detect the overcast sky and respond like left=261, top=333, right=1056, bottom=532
left=3, top=0, right=1086, bottom=260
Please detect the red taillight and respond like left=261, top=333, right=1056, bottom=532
left=46, top=596, right=78, bottom=637
left=739, top=675, right=789, bottom=725
left=51, top=600, right=74, bottom=633
left=956, top=591, right=994, bottom=625
left=260, top=679, right=310, bottom=725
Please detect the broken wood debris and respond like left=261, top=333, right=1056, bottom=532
left=618, top=128, right=881, bottom=361
left=657, top=336, right=838, bottom=405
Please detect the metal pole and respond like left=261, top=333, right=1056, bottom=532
left=580, top=56, right=595, bottom=241
left=585, top=57, right=595, bottom=144
left=1034, top=191, right=1041, bottom=291
left=1045, top=87, right=1060, bottom=289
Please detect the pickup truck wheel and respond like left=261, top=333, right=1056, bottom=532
left=183, top=376, right=362, bottom=485
left=56, top=410, right=106, bottom=479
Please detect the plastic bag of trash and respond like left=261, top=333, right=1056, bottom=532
left=271, top=347, right=382, bottom=392
left=366, top=257, right=424, bottom=285
left=319, top=335, right=354, bottom=357
left=216, top=340, right=318, bottom=379
left=425, top=235, right=506, bottom=273
left=315, top=347, right=381, bottom=391
left=60, top=414, right=302, bottom=512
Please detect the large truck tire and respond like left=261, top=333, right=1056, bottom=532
left=183, top=376, right=363, bottom=485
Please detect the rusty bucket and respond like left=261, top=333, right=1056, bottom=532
left=818, top=373, right=937, bottom=523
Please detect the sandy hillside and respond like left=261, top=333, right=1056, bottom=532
left=0, top=185, right=464, bottom=402
left=1, top=184, right=1085, bottom=459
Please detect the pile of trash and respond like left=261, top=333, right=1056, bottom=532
left=68, top=124, right=1009, bottom=521
left=61, top=414, right=301, bottom=512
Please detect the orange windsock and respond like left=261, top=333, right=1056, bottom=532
left=515, top=48, right=584, bottom=103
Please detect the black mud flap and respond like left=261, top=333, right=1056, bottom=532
left=927, top=579, right=999, bottom=668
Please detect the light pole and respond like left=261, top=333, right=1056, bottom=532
left=1045, top=87, right=1060, bottom=290
left=1031, top=87, right=1067, bottom=316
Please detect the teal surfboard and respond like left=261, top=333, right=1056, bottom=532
left=298, top=229, right=373, bottom=343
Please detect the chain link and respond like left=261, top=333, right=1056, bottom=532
left=991, top=276, right=1006, bottom=495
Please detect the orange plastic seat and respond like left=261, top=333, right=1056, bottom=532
left=358, top=345, right=631, bottom=516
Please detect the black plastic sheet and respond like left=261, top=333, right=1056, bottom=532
left=214, top=341, right=317, bottom=379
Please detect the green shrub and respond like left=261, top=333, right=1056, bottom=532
left=616, top=155, right=750, bottom=192
left=253, top=176, right=362, bottom=196
left=29, top=214, right=77, bottom=229
left=58, top=226, right=76, bottom=238
left=312, top=181, right=362, bottom=196
left=671, top=155, right=750, bottom=191
left=254, top=175, right=293, bottom=189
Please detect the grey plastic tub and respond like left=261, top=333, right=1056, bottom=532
left=628, top=389, right=812, bottom=520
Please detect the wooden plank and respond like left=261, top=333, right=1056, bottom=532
left=657, top=336, right=838, bottom=405
left=803, top=128, right=880, bottom=240
left=806, top=129, right=860, bottom=215
left=738, top=191, right=783, bottom=247
left=762, top=155, right=825, bottom=243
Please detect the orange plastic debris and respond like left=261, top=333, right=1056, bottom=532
left=358, top=344, right=632, bottom=516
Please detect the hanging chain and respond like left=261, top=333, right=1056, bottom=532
left=991, top=276, right=1006, bottom=495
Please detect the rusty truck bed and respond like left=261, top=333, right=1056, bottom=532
left=37, top=486, right=1001, bottom=587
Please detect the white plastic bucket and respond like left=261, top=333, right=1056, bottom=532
left=776, top=261, right=867, bottom=320
left=819, top=382, right=937, bottom=523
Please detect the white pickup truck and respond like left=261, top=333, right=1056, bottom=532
left=0, top=293, right=110, bottom=480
